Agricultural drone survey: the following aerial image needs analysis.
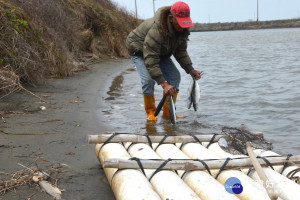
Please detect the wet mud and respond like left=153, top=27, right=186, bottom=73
left=0, top=60, right=131, bottom=200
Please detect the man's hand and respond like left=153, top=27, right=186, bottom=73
left=160, top=81, right=177, bottom=95
left=190, top=69, right=203, bottom=80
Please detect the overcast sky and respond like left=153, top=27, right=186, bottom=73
left=111, top=0, right=300, bottom=23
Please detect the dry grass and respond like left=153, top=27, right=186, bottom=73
left=0, top=159, right=64, bottom=197
left=0, top=0, right=139, bottom=96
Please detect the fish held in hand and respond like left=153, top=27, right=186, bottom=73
left=169, top=95, right=176, bottom=124
left=187, top=78, right=200, bottom=111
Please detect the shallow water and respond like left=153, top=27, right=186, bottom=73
left=101, top=28, right=300, bottom=155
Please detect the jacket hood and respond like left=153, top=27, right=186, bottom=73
left=154, top=6, right=171, bottom=36
left=154, top=6, right=189, bottom=37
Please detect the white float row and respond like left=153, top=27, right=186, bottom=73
left=95, top=140, right=300, bottom=200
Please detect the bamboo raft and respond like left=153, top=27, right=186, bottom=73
left=88, top=133, right=300, bottom=200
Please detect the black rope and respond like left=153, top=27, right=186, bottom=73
left=126, top=142, right=136, bottom=151
left=149, top=158, right=172, bottom=181
left=145, top=135, right=153, bottom=149
left=215, top=158, right=231, bottom=179
left=180, top=134, right=204, bottom=150
left=98, top=133, right=120, bottom=157
left=247, top=168, right=254, bottom=176
left=257, top=156, right=274, bottom=170
left=110, top=169, right=122, bottom=184
left=188, top=133, right=202, bottom=145
left=280, top=154, right=293, bottom=174
left=194, top=158, right=212, bottom=175
left=179, top=158, right=215, bottom=179
left=206, top=133, right=217, bottom=148
left=130, top=157, right=146, bottom=176
left=154, top=135, right=168, bottom=151
left=180, top=170, right=189, bottom=179
left=179, top=143, right=186, bottom=150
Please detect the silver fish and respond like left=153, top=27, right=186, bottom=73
left=187, top=79, right=195, bottom=109
left=169, top=95, right=176, bottom=124
left=218, top=137, right=229, bottom=148
left=187, top=78, right=200, bottom=111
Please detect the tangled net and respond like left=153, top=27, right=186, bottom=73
left=220, top=126, right=273, bottom=155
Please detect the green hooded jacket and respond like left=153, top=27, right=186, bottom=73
left=126, top=6, right=194, bottom=84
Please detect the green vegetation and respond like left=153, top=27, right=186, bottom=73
left=4, top=9, right=28, bottom=34
left=0, top=0, right=139, bottom=95
left=0, top=58, right=4, bottom=66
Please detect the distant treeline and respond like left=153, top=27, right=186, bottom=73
left=190, top=19, right=300, bottom=32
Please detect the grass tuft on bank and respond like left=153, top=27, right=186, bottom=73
left=0, top=0, right=138, bottom=95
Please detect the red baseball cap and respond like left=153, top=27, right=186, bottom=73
left=170, top=1, right=194, bottom=28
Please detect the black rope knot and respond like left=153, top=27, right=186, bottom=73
left=280, top=153, right=292, bottom=174
left=215, top=157, right=232, bottom=179
left=98, top=132, right=121, bottom=157
left=149, top=158, right=172, bottom=181
left=257, top=156, right=274, bottom=170
left=194, top=158, right=212, bottom=175
left=154, top=135, right=168, bottom=151
left=207, top=133, right=218, bottom=148
left=130, top=157, right=146, bottom=176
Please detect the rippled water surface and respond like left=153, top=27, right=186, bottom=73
left=101, top=28, right=300, bottom=155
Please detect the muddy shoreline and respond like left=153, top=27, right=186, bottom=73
left=0, top=60, right=133, bottom=200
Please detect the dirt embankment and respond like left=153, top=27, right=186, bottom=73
left=0, top=0, right=139, bottom=97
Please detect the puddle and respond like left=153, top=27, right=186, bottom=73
left=105, top=74, right=124, bottom=100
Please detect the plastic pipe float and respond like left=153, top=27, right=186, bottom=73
left=206, top=142, right=300, bottom=200
left=95, top=143, right=161, bottom=200
left=125, top=142, right=200, bottom=200
left=103, top=155, right=300, bottom=170
left=253, top=149, right=300, bottom=180
left=178, top=142, right=271, bottom=200
left=152, top=143, right=239, bottom=200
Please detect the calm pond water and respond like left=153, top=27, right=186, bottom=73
left=101, top=28, right=300, bottom=155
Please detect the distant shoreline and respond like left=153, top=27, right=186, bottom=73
left=190, top=19, right=300, bottom=32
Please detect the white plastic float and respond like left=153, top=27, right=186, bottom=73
left=176, top=142, right=270, bottom=200
left=95, top=143, right=161, bottom=200
left=125, top=142, right=200, bottom=200
left=205, top=142, right=300, bottom=200
left=152, top=143, right=239, bottom=200
left=92, top=134, right=300, bottom=200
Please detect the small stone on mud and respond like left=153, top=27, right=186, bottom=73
left=40, top=106, right=47, bottom=111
